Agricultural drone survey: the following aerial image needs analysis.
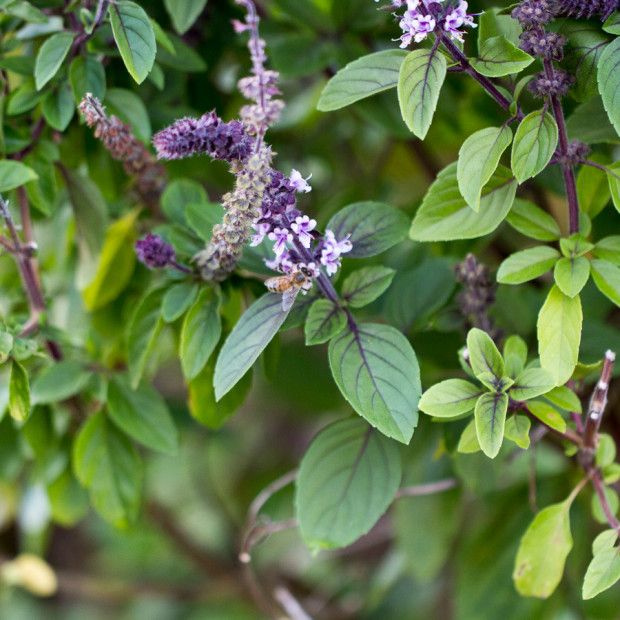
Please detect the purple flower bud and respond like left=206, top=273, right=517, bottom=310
left=519, top=28, right=565, bottom=60
left=153, top=111, right=253, bottom=162
left=528, top=69, right=574, bottom=98
left=553, top=0, right=618, bottom=19
left=135, top=234, right=176, bottom=269
left=511, top=0, right=554, bottom=27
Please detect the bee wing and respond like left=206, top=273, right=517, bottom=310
left=265, top=276, right=281, bottom=292
left=281, top=287, right=300, bottom=312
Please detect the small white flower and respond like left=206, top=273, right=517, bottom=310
left=291, top=215, right=317, bottom=248
left=289, top=169, right=312, bottom=193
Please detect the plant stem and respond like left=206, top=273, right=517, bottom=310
left=583, top=350, right=615, bottom=453
left=395, top=478, right=458, bottom=498
left=439, top=34, right=522, bottom=119
left=590, top=470, right=620, bottom=533
left=543, top=59, right=580, bottom=234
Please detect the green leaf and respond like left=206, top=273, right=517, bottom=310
left=604, top=12, right=620, bottom=35
left=418, top=379, right=482, bottom=418
left=410, top=163, right=517, bottom=242
left=606, top=162, right=620, bottom=213
left=156, top=33, right=206, bottom=72
left=509, top=368, right=555, bottom=402
left=8, top=360, right=29, bottom=422
left=0, top=330, right=13, bottom=364
left=82, top=209, right=138, bottom=311
left=560, top=234, right=594, bottom=258
left=164, top=0, right=207, bottom=34
left=1, top=0, right=47, bottom=22
left=594, top=236, right=620, bottom=264
left=0, top=160, right=38, bottom=192
left=34, top=32, right=74, bottom=90
left=185, top=201, right=223, bottom=242
left=304, top=299, right=347, bottom=345
left=328, top=323, right=421, bottom=444
left=73, top=411, right=142, bottom=528
left=107, top=376, right=178, bottom=455
left=214, top=294, right=290, bottom=400
left=109, top=0, right=156, bottom=84
left=397, top=47, right=447, bottom=139
left=457, top=419, right=481, bottom=453
left=598, top=37, right=620, bottom=137
left=31, top=361, right=92, bottom=405
left=467, top=327, right=504, bottom=382
left=511, top=110, right=558, bottom=183
left=497, top=246, right=559, bottom=285
left=577, top=161, right=611, bottom=217
left=554, top=256, right=591, bottom=298
left=342, top=266, right=395, bottom=308
left=506, top=198, right=562, bottom=241
left=583, top=530, right=620, bottom=600
left=62, top=168, right=108, bottom=266
left=591, top=259, right=620, bottom=306
left=295, top=418, right=401, bottom=550
left=514, top=500, right=574, bottom=598
left=326, top=201, right=408, bottom=258
left=127, top=288, right=164, bottom=389
left=41, top=81, right=74, bottom=131
left=537, top=285, right=582, bottom=386
left=545, top=386, right=582, bottom=413
left=180, top=289, right=221, bottom=380
left=189, top=360, right=251, bottom=429
left=47, top=469, right=89, bottom=527
left=457, top=125, right=512, bottom=212
left=527, top=400, right=567, bottom=433
left=317, top=50, right=407, bottom=112
left=504, top=414, right=531, bottom=449
left=105, top=88, right=151, bottom=143
left=477, top=8, right=522, bottom=47
left=474, top=392, right=508, bottom=458
left=566, top=96, right=619, bottom=145
left=470, top=35, right=534, bottom=77
left=69, top=56, right=106, bottom=102
left=161, top=281, right=198, bottom=323
left=162, top=178, right=207, bottom=226
left=503, top=335, right=528, bottom=378
left=384, top=258, right=455, bottom=331
left=597, top=434, right=617, bottom=469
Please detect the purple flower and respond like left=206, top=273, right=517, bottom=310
left=289, top=169, right=312, bottom=194
left=262, top=170, right=297, bottom=215
left=153, top=111, right=252, bottom=162
left=268, top=227, right=293, bottom=256
left=291, top=215, right=317, bottom=248
left=320, top=230, right=353, bottom=276
left=399, top=11, right=435, bottom=46
left=135, top=234, right=175, bottom=269
left=250, top=220, right=271, bottom=246
left=443, top=1, right=476, bottom=42
left=266, top=250, right=294, bottom=273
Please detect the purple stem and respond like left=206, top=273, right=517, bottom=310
left=439, top=34, right=523, bottom=120
left=543, top=60, right=580, bottom=235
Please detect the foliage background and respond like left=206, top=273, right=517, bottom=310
left=0, top=0, right=619, bottom=618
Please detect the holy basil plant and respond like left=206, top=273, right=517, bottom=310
left=0, top=0, right=620, bottom=617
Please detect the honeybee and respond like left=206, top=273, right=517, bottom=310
left=265, top=265, right=315, bottom=311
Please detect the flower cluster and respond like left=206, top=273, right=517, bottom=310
left=232, top=0, right=284, bottom=137
left=78, top=94, right=166, bottom=209
left=135, top=234, right=176, bottom=269
left=553, top=0, right=618, bottom=19
left=552, top=140, right=591, bottom=166
left=455, top=253, right=500, bottom=340
left=153, top=111, right=252, bottom=162
left=386, top=0, right=476, bottom=47
left=528, top=68, right=573, bottom=98
left=250, top=169, right=352, bottom=279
